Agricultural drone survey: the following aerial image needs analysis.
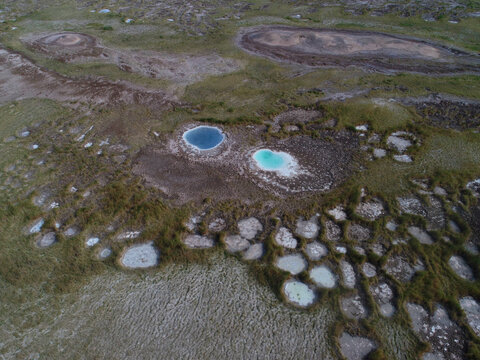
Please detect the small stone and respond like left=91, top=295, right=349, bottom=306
left=224, top=235, right=250, bottom=252
left=328, top=205, right=347, bottom=221
left=434, top=186, right=447, bottom=196
left=183, top=234, right=214, bottom=249
left=276, top=253, right=307, bottom=275
left=36, top=232, right=56, bottom=248
left=384, top=255, right=424, bottom=282
left=64, top=227, right=79, bottom=237
left=336, top=246, right=347, bottom=254
left=460, top=297, right=480, bottom=337
left=448, top=255, right=474, bottom=281
left=86, top=237, right=100, bottom=247
left=243, top=243, right=264, bottom=260
left=362, top=262, right=377, bottom=278
left=339, top=333, right=376, bottom=360
left=347, top=224, right=371, bottom=242
left=120, top=242, right=159, bottom=269
left=98, top=247, right=112, bottom=260
left=310, top=265, right=336, bottom=288
left=341, top=294, right=368, bottom=320
left=305, top=241, right=328, bottom=260
left=355, top=124, right=368, bottom=132
left=29, top=218, right=44, bottom=234
left=449, top=220, right=461, bottom=233
left=208, top=218, right=226, bottom=232
left=295, top=216, right=319, bottom=239
left=373, top=148, right=386, bottom=158
left=275, top=227, right=297, bottom=249
left=408, top=226, right=433, bottom=245
left=466, top=179, right=480, bottom=197
left=385, top=221, right=398, bottom=231
left=325, top=220, right=342, bottom=241
left=340, top=260, right=356, bottom=289
left=354, top=246, right=366, bottom=255
left=370, top=282, right=395, bottom=317
left=355, top=198, right=385, bottom=220
left=394, top=154, right=413, bottom=163
left=387, top=134, right=413, bottom=153
left=238, top=217, right=262, bottom=240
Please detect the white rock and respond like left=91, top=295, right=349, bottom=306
left=238, top=217, right=262, bottom=240
left=408, top=226, right=433, bottom=245
left=275, top=227, right=297, bottom=249
left=295, top=216, right=319, bottom=239
left=373, top=148, right=386, bottom=158
left=120, top=242, right=159, bottom=269
left=86, top=237, right=100, bottom=247
left=183, top=234, right=214, bottom=249
left=276, top=254, right=307, bottom=275
left=328, top=205, right=347, bottom=221
left=394, top=154, right=413, bottom=163
left=340, top=260, right=356, bottom=289
left=224, top=235, right=250, bottom=252
left=305, top=241, right=328, bottom=260
left=243, top=243, right=264, bottom=260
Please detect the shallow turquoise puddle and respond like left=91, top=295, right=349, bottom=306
left=253, top=149, right=286, bottom=170
left=183, top=126, right=225, bottom=150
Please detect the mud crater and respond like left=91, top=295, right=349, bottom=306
left=237, top=26, right=480, bottom=74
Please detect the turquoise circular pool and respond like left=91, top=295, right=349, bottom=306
left=183, top=126, right=225, bottom=151
left=252, top=149, right=298, bottom=176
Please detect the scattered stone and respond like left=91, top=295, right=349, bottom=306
left=393, top=154, right=412, bottom=163
left=397, top=195, right=445, bottom=230
left=387, top=134, right=412, bottom=153
left=29, top=218, right=44, bottom=234
left=373, top=148, right=386, bottom=158
left=243, top=243, right=264, bottom=260
left=384, top=255, right=424, bottom=282
left=238, top=217, right=262, bottom=240
left=276, top=253, right=307, bottom=275
left=370, top=282, right=395, bottom=317
left=295, top=216, right=319, bottom=239
left=336, top=246, right=347, bottom=254
left=398, top=195, right=426, bottom=217
left=347, top=224, right=371, bottom=242
left=36, top=232, right=56, bottom=248
left=408, top=226, right=433, bottom=245
left=448, top=255, right=474, bottom=281
left=64, top=226, right=79, bottom=237
left=282, top=280, right=316, bottom=307
left=371, top=243, right=386, bottom=256
left=465, top=242, right=479, bottom=255
left=434, top=186, right=448, bottom=196
left=275, top=227, right=297, bottom=249
left=362, top=263, right=377, bottom=278
left=98, top=247, right=112, bottom=260
left=449, top=220, right=461, bottom=233
left=339, top=333, right=376, bottom=360
left=305, top=241, right=328, bottom=260
left=385, top=220, right=398, bottom=231
left=310, top=265, right=337, bottom=288
left=208, top=218, right=226, bottom=232
left=355, top=125, right=368, bottom=132
left=466, top=178, right=480, bottom=197
left=224, top=235, right=250, bottom=253
left=325, top=220, right=342, bottom=241
left=86, top=237, right=100, bottom=247
left=355, top=199, right=385, bottom=220
left=341, top=294, right=368, bottom=320
left=354, top=246, right=366, bottom=255
left=185, top=216, right=201, bottom=232
left=120, top=242, right=159, bottom=269
left=98, top=9, right=111, bottom=14
left=340, top=260, right=356, bottom=289
left=117, top=231, right=141, bottom=240
left=327, top=205, right=347, bottom=221
left=407, top=303, right=465, bottom=360
left=460, top=297, right=480, bottom=337
left=183, top=234, right=214, bottom=249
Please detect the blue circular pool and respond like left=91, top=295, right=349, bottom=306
left=183, top=126, right=225, bottom=151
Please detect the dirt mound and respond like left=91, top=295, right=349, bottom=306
left=29, top=32, right=103, bottom=61
left=237, top=26, right=480, bottom=74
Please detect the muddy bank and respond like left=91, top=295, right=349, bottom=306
left=237, top=26, right=480, bottom=74
left=0, top=46, right=174, bottom=108
left=23, top=32, right=240, bottom=85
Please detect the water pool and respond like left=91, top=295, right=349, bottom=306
left=183, top=126, right=225, bottom=151
left=252, top=149, right=298, bottom=176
